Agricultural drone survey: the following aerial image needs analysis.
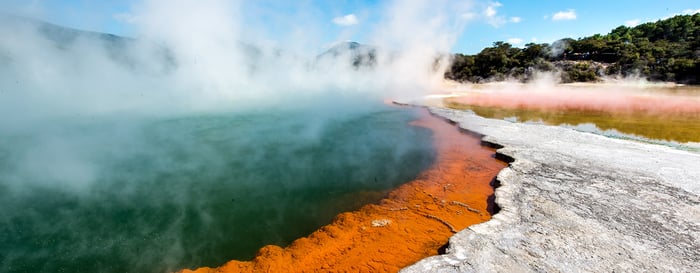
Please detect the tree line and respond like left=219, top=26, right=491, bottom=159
left=446, top=13, right=700, bottom=84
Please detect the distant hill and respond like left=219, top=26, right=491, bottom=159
left=316, top=41, right=378, bottom=68
left=0, top=13, right=131, bottom=50
left=0, top=13, right=180, bottom=73
left=0, top=15, right=383, bottom=74
left=446, top=13, right=700, bottom=84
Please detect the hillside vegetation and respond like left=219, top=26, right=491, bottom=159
left=447, top=14, right=700, bottom=84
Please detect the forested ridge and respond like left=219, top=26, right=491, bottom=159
left=446, top=13, right=700, bottom=84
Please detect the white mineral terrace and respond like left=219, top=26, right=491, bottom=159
left=401, top=107, right=700, bottom=272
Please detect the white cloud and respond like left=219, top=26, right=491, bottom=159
left=625, top=19, right=640, bottom=27
left=661, top=8, right=700, bottom=20
left=484, top=5, right=499, bottom=17
left=483, top=1, right=505, bottom=27
left=682, top=8, right=700, bottom=15
left=552, top=9, right=577, bottom=21
left=507, top=37, right=523, bottom=45
left=332, top=14, right=359, bottom=26
left=463, top=2, right=517, bottom=28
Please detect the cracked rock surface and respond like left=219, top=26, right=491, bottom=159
left=401, top=107, right=700, bottom=273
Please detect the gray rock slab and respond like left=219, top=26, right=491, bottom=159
left=401, top=107, right=700, bottom=273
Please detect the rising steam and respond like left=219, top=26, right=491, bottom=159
left=0, top=0, right=473, bottom=189
left=0, top=0, right=470, bottom=124
left=0, top=1, right=472, bottom=272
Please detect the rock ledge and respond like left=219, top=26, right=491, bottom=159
left=401, top=107, right=700, bottom=273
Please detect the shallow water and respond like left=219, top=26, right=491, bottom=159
left=0, top=107, right=436, bottom=273
left=444, top=85, right=700, bottom=144
left=448, top=103, right=700, bottom=143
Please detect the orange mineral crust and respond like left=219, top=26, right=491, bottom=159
left=180, top=109, right=506, bottom=273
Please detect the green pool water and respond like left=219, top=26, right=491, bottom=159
left=0, top=106, right=436, bottom=273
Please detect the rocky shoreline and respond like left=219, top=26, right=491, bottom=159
left=401, top=107, right=700, bottom=272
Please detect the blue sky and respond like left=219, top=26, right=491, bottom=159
left=2, top=0, right=699, bottom=54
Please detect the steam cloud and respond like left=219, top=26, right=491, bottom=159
left=1, top=0, right=469, bottom=124
left=0, top=0, right=472, bottom=187
left=0, top=1, right=471, bottom=272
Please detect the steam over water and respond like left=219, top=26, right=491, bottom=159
left=0, top=1, right=471, bottom=272
left=0, top=107, right=435, bottom=273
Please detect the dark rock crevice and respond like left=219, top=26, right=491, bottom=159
left=486, top=178, right=502, bottom=215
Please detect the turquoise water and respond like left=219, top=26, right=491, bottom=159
left=0, top=106, right=435, bottom=273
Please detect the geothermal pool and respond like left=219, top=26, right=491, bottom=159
left=443, top=84, right=700, bottom=148
left=181, top=108, right=506, bottom=273
left=0, top=106, right=436, bottom=273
